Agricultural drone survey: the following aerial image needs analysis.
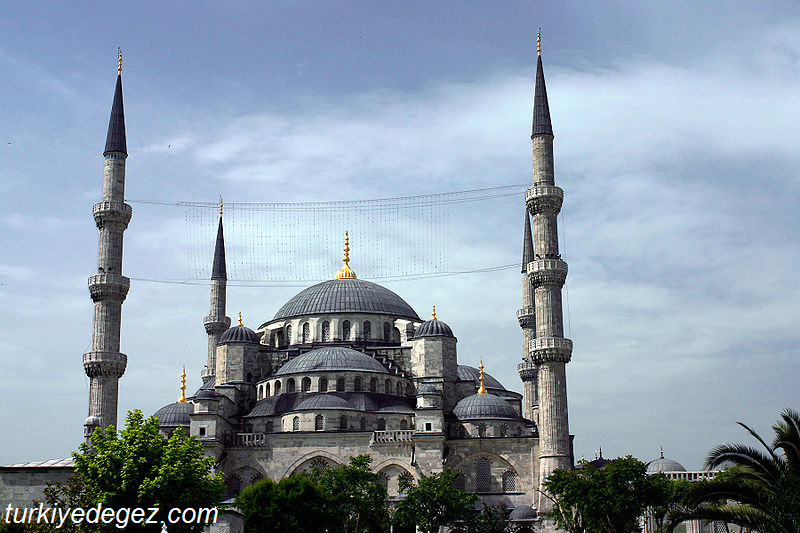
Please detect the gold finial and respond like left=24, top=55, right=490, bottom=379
left=335, top=231, right=357, bottom=279
left=478, top=359, right=487, bottom=394
left=537, top=29, right=541, bottom=56
left=431, top=305, right=437, bottom=321
left=237, top=312, right=243, bottom=327
left=177, top=366, right=188, bottom=403
left=117, top=48, right=123, bottom=75
left=219, top=195, right=223, bottom=216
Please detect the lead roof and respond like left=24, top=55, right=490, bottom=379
left=104, top=75, right=127, bottom=155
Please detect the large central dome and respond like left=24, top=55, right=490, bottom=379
left=273, top=278, right=420, bottom=321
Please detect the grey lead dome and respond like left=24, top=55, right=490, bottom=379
left=272, top=278, right=420, bottom=321
left=452, top=393, right=519, bottom=420
left=276, top=346, right=389, bottom=375
left=414, top=319, right=454, bottom=338
left=153, top=402, right=193, bottom=426
left=219, top=325, right=259, bottom=344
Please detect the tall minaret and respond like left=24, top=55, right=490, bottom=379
left=526, top=33, right=573, bottom=508
left=83, top=50, right=131, bottom=437
left=518, top=210, right=537, bottom=420
left=202, top=200, right=231, bottom=380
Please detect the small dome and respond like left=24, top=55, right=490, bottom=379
left=153, top=402, right=194, bottom=426
left=220, top=324, right=259, bottom=344
left=414, top=319, right=454, bottom=338
left=295, top=394, right=355, bottom=411
left=647, top=452, right=686, bottom=473
left=195, top=389, right=217, bottom=400
left=84, top=415, right=100, bottom=427
left=276, top=346, right=389, bottom=375
left=452, top=393, right=518, bottom=420
left=457, top=365, right=506, bottom=390
left=417, top=383, right=440, bottom=394
left=509, top=506, right=537, bottom=521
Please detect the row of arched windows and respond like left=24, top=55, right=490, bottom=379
left=258, top=376, right=412, bottom=399
left=279, top=320, right=402, bottom=345
left=285, top=415, right=409, bottom=432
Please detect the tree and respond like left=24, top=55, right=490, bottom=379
left=669, top=408, right=800, bottom=533
left=393, top=469, right=478, bottom=533
left=543, top=456, right=673, bottom=533
left=235, top=474, right=328, bottom=533
left=464, top=504, right=511, bottom=533
left=312, top=455, right=389, bottom=533
left=74, top=410, right=225, bottom=533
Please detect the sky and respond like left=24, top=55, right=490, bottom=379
left=1, top=1, right=799, bottom=470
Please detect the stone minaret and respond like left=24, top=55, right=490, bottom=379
left=83, top=51, right=131, bottom=437
left=527, top=35, right=573, bottom=509
left=202, top=202, right=231, bottom=380
left=518, top=211, right=537, bottom=420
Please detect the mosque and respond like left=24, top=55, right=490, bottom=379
left=4, top=38, right=576, bottom=532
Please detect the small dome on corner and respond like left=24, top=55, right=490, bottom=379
left=220, top=325, right=259, bottom=344
left=414, top=319, right=454, bottom=338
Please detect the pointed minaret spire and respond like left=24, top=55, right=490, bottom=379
left=522, top=210, right=534, bottom=273
left=104, top=48, right=127, bottom=156
left=211, top=199, right=227, bottom=281
left=532, top=33, right=553, bottom=137
left=203, top=197, right=231, bottom=380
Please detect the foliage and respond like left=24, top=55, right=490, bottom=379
left=393, top=469, right=478, bottom=533
left=311, top=455, right=389, bottom=533
left=463, top=503, right=511, bottom=533
left=74, top=409, right=225, bottom=533
left=668, top=408, right=800, bottom=533
left=543, top=456, right=676, bottom=533
left=235, top=474, right=328, bottom=533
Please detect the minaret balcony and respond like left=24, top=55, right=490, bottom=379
left=516, top=307, right=536, bottom=329
left=525, top=185, right=563, bottom=215
left=88, top=273, right=130, bottom=302
left=83, top=351, right=127, bottom=376
left=518, top=359, right=537, bottom=380
left=204, top=315, right=232, bottom=334
left=93, top=201, right=132, bottom=228
left=529, top=337, right=572, bottom=364
left=526, top=259, right=568, bottom=287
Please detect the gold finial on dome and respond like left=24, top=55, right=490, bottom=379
left=117, top=48, right=123, bottom=75
left=335, top=231, right=357, bottom=279
left=237, top=312, right=243, bottom=327
left=177, top=366, right=188, bottom=403
left=431, top=305, right=437, bottom=320
left=478, top=359, right=487, bottom=394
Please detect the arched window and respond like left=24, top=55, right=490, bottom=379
left=266, top=420, right=273, bottom=433
left=302, top=377, right=311, bottom=392
left=336, top=377, right=345, bottom=392
left=369, top=378, right=377, bottom=392
left=396, top=382, right=403, bottom=396
left=360, top=417, right=366, bottom=430
left=383, top=322, right=391, bottom=341
left=378, top=473, right=389, bottom=490
left=354, top=377, right=362, bottom=392
left=499, top=423, right=508, bottom=437
left=393, top=327, right=401, bottom=343
left=342, top=320, right=351, bottom=341
left=274, top=381, right=281, bottom=394
left=400, top=419, right=408, bottom=430
left=315, top=415, right=324, bottom=431
left=385, top=379, right=392, bottom=394
left=377, top=418, right=386, bottom=430
left=502, top=470, right=517, bottom=492
left=322, top=321, right=330, bottom=342
left=339, top=415, right=348, bottom=430
left=363, top=321, right=371, bottom=340
left=452, top=471, right=466, bottom=491
left=319, top=377, right=328, bottom=392
left=292, top=416, right=300, bottom=431
left=302, top=322, right=310, bottom=343
left=285, top=325, right=292, bottom=345
left=287, top=378, right=296, bottom=393
left=476, top=457, right=491, bottom=492
left=478, top=423, right=487, bottom=438
left=265, top=382, right=270, bottom=397
left=398, top=473, right=413, bottom=494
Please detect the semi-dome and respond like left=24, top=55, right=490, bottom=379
left=646, top=451, right=686, bottom=473
left=295, top=394, right=355, bottom=411
left=509, top=506, right=537, bottom=521
left=272, top=278, right=419, bottom=321
left=276, top=346, right=389, bottom=375
left=220, top=324, right=259, bottom=344
left=153, top=401, right=193, bottom=426
left=414, top=319, right=454, bottom=338
left=452, top=393, right=519, bottom=420
left=457, top=365, right=506, bottom=390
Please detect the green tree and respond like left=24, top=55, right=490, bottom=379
left=544, top=456, right=674, bottom=533
left=393, top=469, right=478, bottom=533
left=235, top=474, right=328, bottom=533
left=669, top=408, right=800, bottom=533
left=312, top=455, right=389, bottom=533
left=463, top=503, right=511, bottom=533
left=74, top=410, right=224, bottom=533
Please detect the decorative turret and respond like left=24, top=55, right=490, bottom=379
left=203, top=198, right=231, bottom=380
left=411, top=306, right=458, bottom=413
left=518, top=211, right=537, bottom=420
left=526, top=32, right=574, bottom=510
left=84, top=50, right=132, bottom=439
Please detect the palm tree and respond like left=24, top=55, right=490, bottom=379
left=669, top=408, right=800, bottom=533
